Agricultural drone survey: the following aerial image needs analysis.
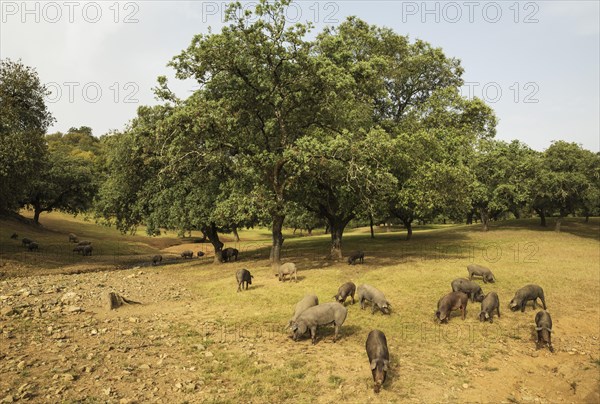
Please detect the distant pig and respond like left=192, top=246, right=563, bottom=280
left=289, top=294, right=319, bottom=326
left=366, top=330, right=390, bottom=394
left=509, top=284, right=546, bottom=312
left=358, top=284, right=391, bottom=315
left=451, top=278, right=484, bottom=302
left=68, top=233, right=78, bottom=243
left=28, top=242, right=39, bottom=251
left=290, top=302, right=347, bottom=344
left=10, top=233, right=18, bottom=239
left=197, top=251, right=205, bottom=257
left=479, top=292, right=500, bottom=323
left=73, top=245, right=84, bottom=254
left=467, top=264, right=496, bottom=283
left=236, top=269, right=253, bottom=292
left=82, top=245, right=93, bottom=256
left=535, top=310, right=554, bottom=352
left=77, top=240, right=92, bottom=246
left=152, top=255, right=162, bottom=265
left=436, top=291, right=468, bottom=323
left=334, top=282, right=356, bottom=305
left=347, top=251, right=364, bottom=265
left=276, top=262, right=297, bottom=282
left=22, top=238, right=32, bottom=246
left=221, top=247, right=238, bottom=262
left=181, top=250, right=194, bottom=259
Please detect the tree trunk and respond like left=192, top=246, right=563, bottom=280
left=466, top=211, right=473, bottom=225
left=306, top=227, right=313, bottom=236
left=33, top=207, right=42, bottom=225
left=555, top=210, right=566, bottom=232
left=202, top=223, right=224, bottom=264
left=292, top=228, right=297, bottom=235
left=324, top=225, right=329, bottom=234
left=404, top=219, right=413, bottom=240
left=327, top=216, right=353, bottom=261
left=369, top=214, right=375, bottom=239
left=386, top=222, right=391, bottom=232
left=480, top=208, right=489, bottom=232
left=535, top=208, right=547, bottom=227
left=585, top=215, right=589, bottom=223
left=232, top=225, right=240, bottom=242
left=270, top=214, right=285, bottom=264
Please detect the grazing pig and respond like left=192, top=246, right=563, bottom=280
left=467, top=264, right=496, bottom=283
left=77, top=240, right=92, bottom=246
left=221, top=248, right=238, bottom=262
left=73, top=245, right=84, bottom=254
left=152, top=254, right=162, bottom=265
left=82, top=245, right=93, bottom=256
left=181, top=250, right=194, bottom=259
left=451, top=278, right=484, bottom=302
left=236, top=269, right=253, bottom=292
left=22, top=238, right=32, bottom=246
left=276, top=262, right=297, bottom=282
left=333, top=282, right=356, bottom=305
left=535, top=310, right=554, bottom=352
left=366, top=330, right=390, bottom=394
left=290, top=302, right=347, bottom=344
left=28, top=242, right=39, bottom=251
left=289, top=294, right=319, bottom=326
left=509, top=284, right=546, bottom=312
left=479, top=292, right=500, bottom=323
left=436, top=291, right=468, bottom=323
left=68, top=233, right=78, bottom=243
left=347, top=251, right=364, bottom=265
left=358, top=284, right=391, bottom=315
left=197, top=251, right=205, bottom=257
left=10, top=233, right=18, bottom=239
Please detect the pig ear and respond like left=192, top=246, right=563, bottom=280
left=383, top=360, right=389, bottom=371
left=370, top=360, right=378, bottom=370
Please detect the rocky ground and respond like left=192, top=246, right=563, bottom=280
left=0, top=266, right=224, bottom=403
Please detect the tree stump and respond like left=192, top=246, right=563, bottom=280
left=105, top=292, right=141, bottom=310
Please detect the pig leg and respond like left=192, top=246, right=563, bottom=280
left=310, top=326, right=318, bottom=345
left=351, top=293, right=355, bottom=304
left=237, top=282, right=242, bottom=292
left=333, top=324, right=339, bottom=342
left=532, top=299, right=537, bottom=309
left=548, top=333, right=554, bottom=353
left=460, top=305, right=465, bottom=320
left=497, top=306, right=501, bottom=318
left=540, top=294, right=547, bottom=310
left=521, top=301, right=526, bottom=312
left=360, top=297, right=365, bottom=310
left=371, top=304, right=376, bottom=315
left=245, top=282, right=249, bottom=290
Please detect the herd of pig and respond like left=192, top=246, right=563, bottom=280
left=10, top=232, right=94, bottom=256
left=235, top=262, right=555, bottom=394
left=437, top=264, right=554, bottom=354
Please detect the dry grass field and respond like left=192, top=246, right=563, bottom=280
left=0, top=212, right=598, bottom=403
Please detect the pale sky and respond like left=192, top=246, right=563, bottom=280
left=1, top=1, right=598, bottom=151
